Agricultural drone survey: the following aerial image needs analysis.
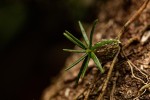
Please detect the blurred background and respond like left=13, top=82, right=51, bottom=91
left=0, top=0, right=105, bottom=100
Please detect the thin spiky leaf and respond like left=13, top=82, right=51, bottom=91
left=65, top=54, right=87, bottom=71
left=92, top=39, right=119, bottom=50
left=78, top=21, right=89, bottom=46
left=64, top=31, right=87, bottom=49
left=91, top=52, right=104, bottom=73
left=63, top=49, right=86, bottom=53
left=89, top=19, right=98, bottom=48
left=76, top=56, right=89, bottom=85
left=63, top=33, right=79, bottom=47
left=81, top=55, right=90, bottom=78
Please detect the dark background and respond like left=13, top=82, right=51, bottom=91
left=0, top=0, right=104, bottom=100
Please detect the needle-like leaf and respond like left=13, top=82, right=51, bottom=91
left=78, top=21, right=89, bottom=46
left=65, top=54, right=87, bottom=71
left=76, top=56, right=89, bottom=84
left=91, top=52, right=104, bottom=73
left=63, top=49, right=86, bottom=53
left=92, top=39, right=119, bottom=50
left=63, top=32, right=87, bottom=49
left=89, top=19, right=98, bottom=48
left=81, top=55, right=90, bottom=78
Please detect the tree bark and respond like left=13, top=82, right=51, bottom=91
left=42, top=0, right=150, bottom=100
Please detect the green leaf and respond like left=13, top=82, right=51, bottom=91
left=64, top=31, right=87, bottom=49
left=81, top=55, right=90, bottom=78
left=89, top=19, right=98, bottom=48
left=78, top=21, right=89, bottom=46
left=76, top=55, right=89, bottom=85
left=91, top=52, right=104, bottom=73
left=92, top=39, right=119, bottom=50
left=65, top=54, right=87, bottom=71
left=63, top=49, right=86, bottom=53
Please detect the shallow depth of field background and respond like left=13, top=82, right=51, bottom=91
left=0, top=0, right=105, bottom=100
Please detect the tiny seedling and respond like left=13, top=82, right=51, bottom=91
left=63, top=0, right=149, bottom=83
left=63, top=20, right=120, bottom=84
left=63, top=0, right=150, bottom=99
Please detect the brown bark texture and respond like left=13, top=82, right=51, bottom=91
left=42, top=0, right=150, bottom=100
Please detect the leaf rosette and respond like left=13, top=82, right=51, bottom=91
left=63, top=20, right=120, bottom=84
